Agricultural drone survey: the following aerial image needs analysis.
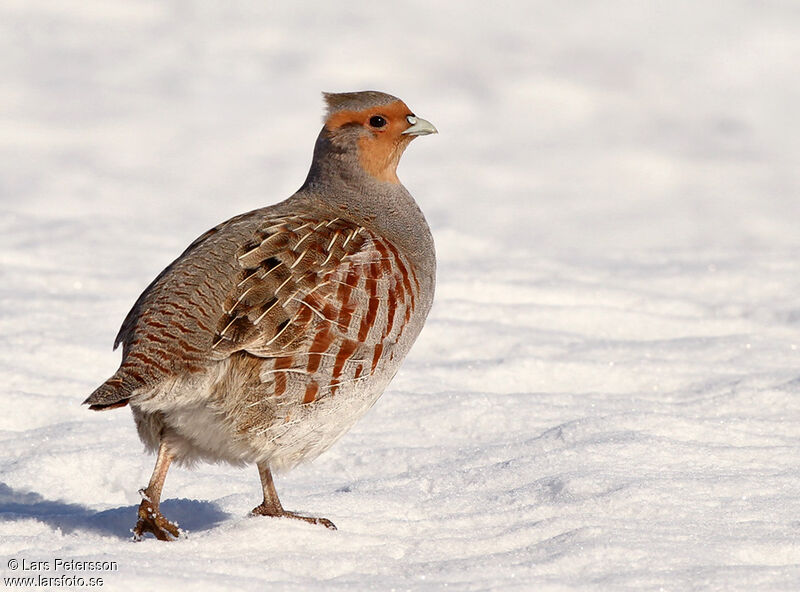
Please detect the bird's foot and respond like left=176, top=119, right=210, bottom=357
left=250, top=503, right=337, bottom=530
left=132, top=498, right=184, bottom=541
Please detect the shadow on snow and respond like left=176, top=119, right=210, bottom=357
left=0, top=482, right=229, bottom=540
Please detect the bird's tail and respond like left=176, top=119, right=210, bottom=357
left=83, top=371, right=137, bottom=411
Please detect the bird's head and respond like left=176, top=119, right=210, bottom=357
left=318, top=91, right=437, bottom=184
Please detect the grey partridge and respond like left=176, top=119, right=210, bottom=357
left=84, top=91, right=437, bottom=540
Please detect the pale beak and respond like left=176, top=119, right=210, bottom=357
left=402, top=115, right=438, bottom=136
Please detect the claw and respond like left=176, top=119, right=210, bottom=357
left=251, top=504, right=337, bottom=530
left=132, top=499, right=185, bottom=541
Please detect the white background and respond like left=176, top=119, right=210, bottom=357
left=1, top=1, right=799, bottom=590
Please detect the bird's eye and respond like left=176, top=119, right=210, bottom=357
left=369, top=115, right=387, bottom=128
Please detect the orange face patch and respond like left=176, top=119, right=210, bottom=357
left=324, top=100, right=416, bottom=183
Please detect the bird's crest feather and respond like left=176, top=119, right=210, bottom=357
left=322, top=91, right=400, bottom=120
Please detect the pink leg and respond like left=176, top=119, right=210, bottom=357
left=132, top=441, right=183, bottom=541
left=251, top=461, right=336, bottom=530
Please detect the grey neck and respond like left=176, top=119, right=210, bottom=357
left=293, top=128, right=435, bottom=268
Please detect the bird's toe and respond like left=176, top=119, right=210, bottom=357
left=132, top=500, right=184, bottom=541
left=250, top=504, right=336, bottom=530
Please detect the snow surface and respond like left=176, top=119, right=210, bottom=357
left=2, top=1, right=800, bottom=590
